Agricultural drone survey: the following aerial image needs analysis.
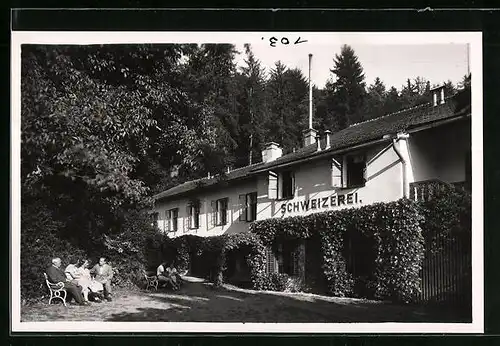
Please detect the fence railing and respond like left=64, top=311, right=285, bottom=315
left=409, top=179, right=469, bottom=202
left=409, top=179, right=449, bottom=202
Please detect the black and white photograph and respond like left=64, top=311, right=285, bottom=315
left=11, top=31, right=483, bottom=333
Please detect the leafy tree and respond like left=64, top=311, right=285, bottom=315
left=181, top=44, right=241, bottom=174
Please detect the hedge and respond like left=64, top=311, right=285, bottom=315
left=250, top=198, right=425, bottom=303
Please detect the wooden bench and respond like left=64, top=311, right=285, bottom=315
left=43, top=272, right=67, bottom=306
left=143, top=270, right=158, bottom=291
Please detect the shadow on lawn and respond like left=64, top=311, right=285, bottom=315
left=107, top=281, right=470, bottom=323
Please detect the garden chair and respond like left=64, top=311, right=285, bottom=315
left=43, top=272, right=67, bottom=306
left=143, top=270, right=158, bottom=291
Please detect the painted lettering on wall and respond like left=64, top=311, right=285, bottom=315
left=280, top=193, right=361, bottom=214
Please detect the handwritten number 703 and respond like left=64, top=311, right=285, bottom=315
left=263, top=37, right=308, bottom=47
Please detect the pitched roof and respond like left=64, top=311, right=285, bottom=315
left=154, top=90, right=471, bottom=201
left=153, top=162, right=266, bottom=200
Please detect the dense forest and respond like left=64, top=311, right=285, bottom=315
left=20, top=43, right=470, bottom=297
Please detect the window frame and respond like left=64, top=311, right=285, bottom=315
left=345, top=154, right=367, bottom=188
left=279, top=170, right=295, bottom=200
left=166, top=208, right=179, bottom=232
left=239, top=192, right=258, bottom=222
left=188, top=202, right=200, bottom=229
left=215, top=197, right=228, bottom=226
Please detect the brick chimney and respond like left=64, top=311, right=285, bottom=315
left=302, top=128, right=317, bottom=147
left=262, top=142, right=283, bottom=163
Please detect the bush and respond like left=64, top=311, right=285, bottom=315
left=417, top=184, right=472, bottom=307
left=21, top=203, right=88, bottom=300
left=258, top=273, right=309, bottom=292
left=417, top=184, right=471, bottom=253
left=250, top=198, right=425, bottom=303
left=100, top=209, right=160, bottom=289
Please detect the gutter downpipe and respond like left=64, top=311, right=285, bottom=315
left=392, top=133, right=410, bottom=198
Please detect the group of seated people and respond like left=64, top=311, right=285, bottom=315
left=156, top=262, right=183, bottom=290
left=46, top=256, right=113, bottom=306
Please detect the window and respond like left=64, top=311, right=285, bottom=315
left=215, top=198, right=228, bottom=226
left=166, top=208, right=178, bottom=232
left=280, top=170, right=295, bottom=199
left=188, top=202, right=200, bottom=229
left=239, top=192, right=257, bottom=222
left=346, top=154, right=366, bottom=188
left=151, top=212, right=159, bottom=227
left=275, top=241, right=303, bottom=277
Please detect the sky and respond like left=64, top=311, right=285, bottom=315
left=234, top=43, right=469, bottom=90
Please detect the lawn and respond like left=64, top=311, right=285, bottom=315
left=21, top=276, right=469, bottom=323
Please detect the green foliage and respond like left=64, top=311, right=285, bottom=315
left=250, top=199, right=425, bottom=303
left=257, top=273, right=308, bottom=293
left=417, top=184, right=471, bottom=252
left=21, top=203, right=88, bottom=299
left=152, top=233, right=266, bottom=288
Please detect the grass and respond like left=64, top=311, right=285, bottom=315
left=21, top=276, right=470, bottom=323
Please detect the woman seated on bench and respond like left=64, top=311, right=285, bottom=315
left=66, top=259, right=104, bottom=302
left=157, top=262, right=181, bottom=290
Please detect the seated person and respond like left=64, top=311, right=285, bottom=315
left=64, top=257, right=81, bottom=283
left=157, top=262, right=179, bottom=290
left=46, top=257, right=88, bottom=306
left=69, top=259, right=104, bottom=302
left=90, top=257, right=114, bottom=301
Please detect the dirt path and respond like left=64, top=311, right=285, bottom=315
left=21, top=277, right=467, bottom=323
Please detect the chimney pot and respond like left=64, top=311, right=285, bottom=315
left=430, top=84, right=446, bottom=106
left=316, top=135, right=321, bottom=151
left=324, top=130, right=332, bottom=149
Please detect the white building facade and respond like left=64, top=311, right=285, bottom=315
left=153, top=87, right=471, bottom=239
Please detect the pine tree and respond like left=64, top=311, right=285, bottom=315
left=236, top=44, right=268, bottom=166
left=266, top=61, right=309, bottom=152
left=363, top=77, right=387, bottom=120
left=327, top=45, right=367, bottom=129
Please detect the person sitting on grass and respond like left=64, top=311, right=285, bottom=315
left=157, top=262, right=179, bottom=290
left=46, top=257, right=89, bottom=306
left=90, top=257, right=113, bottom=301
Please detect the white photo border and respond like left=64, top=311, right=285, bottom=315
left=10, top=31, right=484, bottom=334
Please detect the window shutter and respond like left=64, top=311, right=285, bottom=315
left=331, top=158, right=342, bottom=188
left=266, top=246, right=277, bottom=274
left=226, top=198, right=231, bottom=225
left=196, top=202, right=201, bottom=229
left=165, top=210, right=171, bottom=232
left=210, top=201, right=215, bottom=228
left=239, top=194, right=246, bottom=221
left=291, top=171, right=296, bottom=197
left=185, top=205, right=190, bottom=231
left=268, top=171, right=278, bottom=199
